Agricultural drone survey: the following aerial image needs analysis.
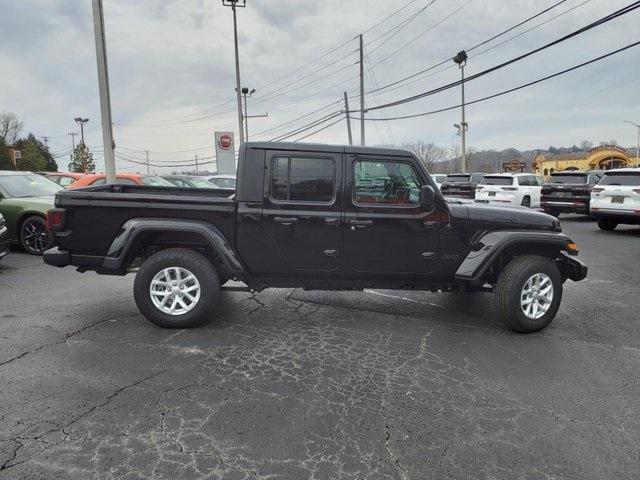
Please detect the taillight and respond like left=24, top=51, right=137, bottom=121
left=47, top=208, right=66, bottom=231
left=501, top=187, right=518, bottom=191
left=592, top=187, right=604, bottom=193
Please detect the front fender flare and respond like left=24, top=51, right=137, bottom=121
left=454, top=230, right=577, bottom=284
left=102, top=218, right=244, bottom=275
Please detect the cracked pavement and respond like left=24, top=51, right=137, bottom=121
left=1, top=216, right=639, bottom=479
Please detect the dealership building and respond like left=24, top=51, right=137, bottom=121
left=532, top=145, right=637, bottom=176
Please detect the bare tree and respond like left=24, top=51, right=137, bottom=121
left=448, top=144, right=477, bottom=173
left=579, top=140, right=593, bottom=151
left=0, top=112, right=24, bottom=144
left=402, top=141, right=448, bottom=173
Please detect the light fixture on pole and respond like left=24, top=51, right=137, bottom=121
left=453, top=50, right=468, bottom=173
left=238, top=87, right=267, bottom=142
left=74, top=117, right=89, bottom=146
left=624, top=120, right=640, bottom=164
left=222, top=0, right=246, bottom=145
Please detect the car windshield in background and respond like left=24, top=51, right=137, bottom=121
left=548, top=174, right=588, bottom=184
left=0, top=174, right=62, bottom=197
left=599, top=172, right=640, bottom=186
left=210, top=178, right=236, bottom=189
left=188, top=178, right=217, bottom=188
left=481, top=176, right=513, bottom=186
left=445, top=175, right=471, bottom=183
left=141, top=176, right=174, bottom=187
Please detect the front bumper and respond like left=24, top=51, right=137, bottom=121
left=0, top=226, right=9, bottom=260
left=43, top=247, right=71, bottom=267
left=557, top=251, right=588, bottom=282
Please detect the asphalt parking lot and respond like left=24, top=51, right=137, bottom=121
left=0, top=216, right=639, bottom=480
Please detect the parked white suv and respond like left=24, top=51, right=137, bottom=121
left=475, top=173, right=544, bottom=208
left=590, top=168, right=640, bottom=231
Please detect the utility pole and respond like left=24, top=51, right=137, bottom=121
left=343, top=91, right=353, bottom=145
left=195, top=154, right=199, bottom=174
left=67, top=132, right=77, bottom=150
left=40, top=136, right=50, bottom=148
left=359, top=33, right=365, bottom=146
left=453, top=50, right=468, bottom=173
left=222, top=0, right=246, bottom=145
left=91, top=0, right=116, bottom=184
left=624, top=121, right=640, bottom=164
left=74, top=117, right=89, bottom=146
left=239, top=86, right=267, bottom=142
left=145, top=150, right=150, bottom=174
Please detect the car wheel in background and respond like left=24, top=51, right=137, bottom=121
left=19, top=215, right=51, bottom=255
left=521, top=196, right=531, bottom=208
left=493, top=255, right=562, bottom=333
left=133, top=248, right=220, bottom=328
left=597, top=219, right=617, bottom=231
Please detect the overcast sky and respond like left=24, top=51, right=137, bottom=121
left=1, top=0, right=638, bottom=173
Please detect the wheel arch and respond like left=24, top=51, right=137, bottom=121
left=103, top=218, right=245, bottom=280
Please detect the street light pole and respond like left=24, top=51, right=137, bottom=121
left=240, top=86, right=267, bottom=142
left=222, top=0, right=246, bottom=145
left=453, top=50, right=468, bottom=173
left=74, top=117, right=89, bottom=147
left=624, top=121, right=640, bottom=164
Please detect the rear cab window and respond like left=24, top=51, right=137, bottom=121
left=271, top=156, right=335, bottom=203
left=353, top=160, right=422, bottom=206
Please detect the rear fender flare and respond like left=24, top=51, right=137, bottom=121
left=103, top=218, right=244, bottom=275
left=454, top=230, right=575, bottom=284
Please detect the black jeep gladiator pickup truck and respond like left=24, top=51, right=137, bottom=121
left=43, top=142, right=587, bottom=333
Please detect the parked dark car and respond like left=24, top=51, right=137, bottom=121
left=0, top=213, right=9, bottom=260
left=541, top=170, right=604, bottom=217
left=44, top=142, right=586, bottom=334
left=440, top=173, right=485, bottom=199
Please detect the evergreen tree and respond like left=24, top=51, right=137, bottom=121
left=17, top=142, right=47, bottom=171
left=68, top=144, right=95, bottom=173
left=14, top=134, right=57, bottom=172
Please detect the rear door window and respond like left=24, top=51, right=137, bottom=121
left=353, top=160, right=421, bottom=206
left=271, top=156, right=335, bottom=203
left=58, top=176, right=76, bottom=187
left=548, top=174, right=588, bottom=184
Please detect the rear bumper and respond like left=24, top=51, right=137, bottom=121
left=541, top=200, right=589, bottom=213
left=557, top=251, right=588, bottom=282
left=43, top=247, right=71, bottom=267
left=590, top=208, right=640, bottom=223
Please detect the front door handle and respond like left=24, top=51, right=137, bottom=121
left=273, top=216, right=298, bottom=226
left=349, top=219, right=373, bottom=228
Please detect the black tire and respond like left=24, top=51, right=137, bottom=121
left=493, top=255, right=563, bottom=333
left=133, top=248, right=220, bottom=328
left=19, top=215, right=52, bottom=255
left=521, top=196, right=531, bottom=208
left=597, top=219, right=617, bottom=231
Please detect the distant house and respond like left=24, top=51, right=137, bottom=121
left=532, top=145, right=636, bottom=177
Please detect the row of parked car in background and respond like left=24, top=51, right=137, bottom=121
left=0, top=170, right=236, bottom=257
left=436, top=168, right=640, bottom=231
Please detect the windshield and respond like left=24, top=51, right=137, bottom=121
left=209, top=177, right=236, bottom=189
left=599, top=172, right=640, bottom=186
left=480, top=176, right=513, bottom=186
left=548, top=174, right=587, bottom=184
left=0, top=174, right=63, bottom=197
left=445, top=175, right=471, bottom=183
left=141, top=176, right=174, bottom=187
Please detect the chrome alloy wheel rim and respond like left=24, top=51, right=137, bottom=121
left=150, top=267, right=201, bottom=316
left=520, top=273, right=553, bottom=320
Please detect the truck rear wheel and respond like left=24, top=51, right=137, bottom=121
left=133, top=248, right=220, bottom=328
left=493, top=255, right=562, bottom=333
left=597, top=219, right=617, bottom=231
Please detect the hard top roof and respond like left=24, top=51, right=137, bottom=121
left=246, top=141, right=413, bottom=157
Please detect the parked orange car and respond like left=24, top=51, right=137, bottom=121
left=45, top=172, right=85, bottom=188
left=67, top=173, right=174, bottom=189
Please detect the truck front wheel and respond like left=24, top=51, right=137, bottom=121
left=493, top=255, right=562, bottom=333
left=133, top=248, right=220, bottom=328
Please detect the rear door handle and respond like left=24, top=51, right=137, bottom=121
left=273, top=216, right=298, bottom=226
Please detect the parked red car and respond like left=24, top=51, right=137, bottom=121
left=45, top=172, right=85, bottom=188
left=68, top=173, right=174, bottom=189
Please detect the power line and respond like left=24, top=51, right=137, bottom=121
left=357, top=39, right=640, bottom=121
left=269, top=111, right=343, bottom=142
left=358, top=1, right=640, bottom=113
left=293, top=116, right=345, bottom=142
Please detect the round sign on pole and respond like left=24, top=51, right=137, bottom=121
left=218, top=134, right=233, bottom=150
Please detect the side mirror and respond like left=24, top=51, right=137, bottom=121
left=420, top=185, right=435, bottom=211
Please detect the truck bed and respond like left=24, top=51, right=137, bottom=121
left=54, top=185, right=237, bottom=258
